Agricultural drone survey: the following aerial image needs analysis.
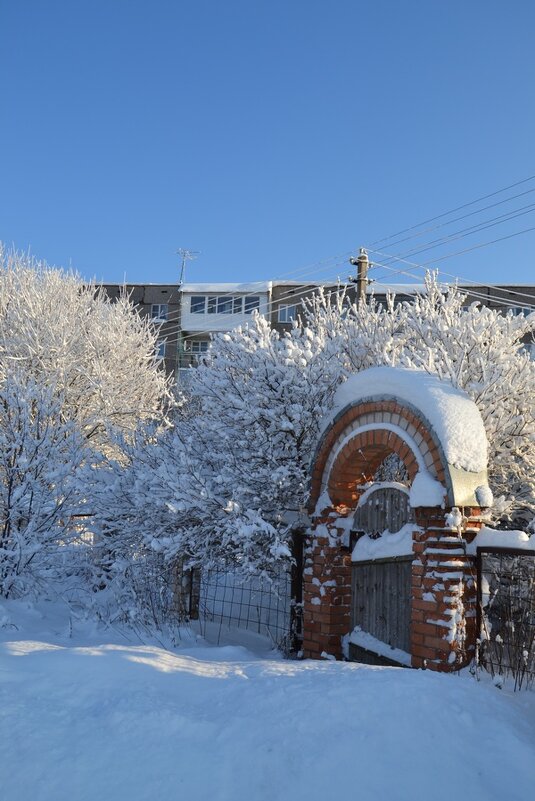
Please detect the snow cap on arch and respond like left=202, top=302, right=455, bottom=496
left=314, top=366, right=490, bottom=509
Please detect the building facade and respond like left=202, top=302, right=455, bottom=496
left=101, top=279, right=535, bottom=381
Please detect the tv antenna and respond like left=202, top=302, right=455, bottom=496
left=176, top=249, right=199, bottom=285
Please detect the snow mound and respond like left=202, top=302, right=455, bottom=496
left=330, top=367, right=488, bottom=473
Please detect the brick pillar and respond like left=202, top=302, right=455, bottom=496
left=411, top=507, right=483, bottom=671
left=302, top=510, right=352, bottom=660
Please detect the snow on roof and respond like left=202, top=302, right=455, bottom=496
left=181, top=282, right=271, bottom=293
left=330, top=366, right=488, bottom=473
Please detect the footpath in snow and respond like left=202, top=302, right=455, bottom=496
left=1, top=601, right=534, bottom=801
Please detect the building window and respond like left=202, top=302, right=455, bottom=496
left=151, top=304, right=168, bottom=321
left=190, top=294, right=261, bottom=315
left=190, top=340, right=209, bottom=353
left=191, top=296, right=206, bottom=314
left=278, top=304, right=296, bottom=323
left=216, top=296, right=233, bottom=314
left=511, top=306, right=532, bottom=316
left=156, top=340, right=166, bottom=358
left=244, top=295, right=260, bottom=314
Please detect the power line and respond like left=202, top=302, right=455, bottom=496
left=366, top=186, right=535, bottom=253
left=367, top=220, right=535, bottom=289
left=370, top=202, right=535, bottom=266
left=369, top=260, right=535, bottom=312
left=368, top=173, right=535, bottom=247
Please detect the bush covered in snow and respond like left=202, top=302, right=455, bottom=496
left=0, top=247, right=171, bottom=601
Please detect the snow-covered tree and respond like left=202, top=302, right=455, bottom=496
left=0, top=246, right=172, bottom=448
left=0, top=246, right=174, bottom=600
left=88, top=315, right=344, bottom=577
left=0, top=372, right=86, bottom=597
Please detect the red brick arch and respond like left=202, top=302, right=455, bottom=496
left=309, top=398, right=447, bottom=512
left=304, top=389, right=487, bottom=671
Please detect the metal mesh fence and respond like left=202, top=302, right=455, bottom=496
left=477, top=547, right=535, bottom=690
left=197, top=563, right=295, bottom=652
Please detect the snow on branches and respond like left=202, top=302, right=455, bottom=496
left=0, top=247, right=172, bottom=599
left=0, top=373, right=86, bottom=597
left=89, top=316, right=344, bottom=580
left=0, top=246, right=171, bottom=447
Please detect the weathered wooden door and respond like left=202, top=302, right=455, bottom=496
left=351, top=555, right=412, bottom=654
left=350, top=485, right=413, bottom=663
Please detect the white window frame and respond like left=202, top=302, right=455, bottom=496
left=278, top=304, right=296, bottom=323
left=151, top=303, right=168, bottom=321
left=190, top=294, right=260, bottom=315
left=244, top=295, right=260, bottom=314
left=156, top=339, right=166, bottom=359
left=190, top=340, right=209, bottom=353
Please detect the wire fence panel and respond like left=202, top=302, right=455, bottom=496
left=198, top=564, right=294, bottom=651
left=477, top=547, right=535, bottom=690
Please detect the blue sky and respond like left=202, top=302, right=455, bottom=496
left=1, top=1, right=534, bottom=287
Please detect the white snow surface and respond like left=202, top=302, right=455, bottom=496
left=352, top=524, right=415, bottom=561
left=409, top=471, right=447, bottom=507
left=329, top=367, right=488, bottom=473
left=1, top=600, right=535, bottom=801
left=466, top=526, right=534, bottom=555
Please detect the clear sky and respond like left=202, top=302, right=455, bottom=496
left=1, top=1, right=534, bottom=287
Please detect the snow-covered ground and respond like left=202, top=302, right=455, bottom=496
left=1, top=601, right=534, bottom=801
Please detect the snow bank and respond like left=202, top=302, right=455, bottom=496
left=329, top=367, right=488, bottom=473
left=352, top=523, right=415, bottom=561
left=466, top=526, right=534, bottom=555
left=1, top=601, right=535, bottom=801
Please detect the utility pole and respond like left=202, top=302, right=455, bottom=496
left=176, top=248, right=199, bottom=285
left=349, top=248, right=369, bottom=304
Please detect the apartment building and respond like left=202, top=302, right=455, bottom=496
left=179, top=282, right=270, bottom=370
left=101, top=279, right=535, bottom=381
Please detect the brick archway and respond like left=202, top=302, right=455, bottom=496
left=303, top=373, right=491, bottom=672
left=309, top=398, right=447, bottom=513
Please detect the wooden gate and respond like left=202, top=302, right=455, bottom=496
left=351, top=555, right=412, bottom=656
left=349, top=484, right=413, bottom=665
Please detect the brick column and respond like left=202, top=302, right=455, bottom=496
left=302, top=510, right=352, bottom=660
left=411, top=507, right=483, bottom=671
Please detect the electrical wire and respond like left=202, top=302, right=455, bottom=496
left=368, top=173, right=535, bottom=247
left=369, top=261, right=535, bottom=312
